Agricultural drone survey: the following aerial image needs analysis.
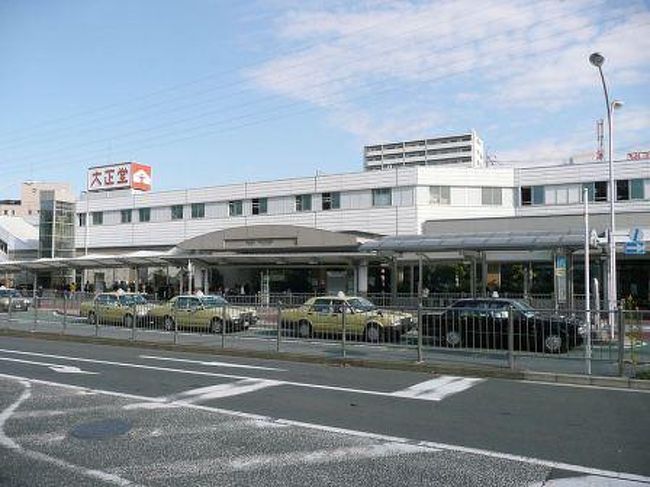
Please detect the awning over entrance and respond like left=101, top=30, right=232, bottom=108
left=360, top=231, right=588, bottom=253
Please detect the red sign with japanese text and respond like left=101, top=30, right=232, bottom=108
left=627, top=151, right=650, bottom=161
left=87, top=162, right=152, bottom=192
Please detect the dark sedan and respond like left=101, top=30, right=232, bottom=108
left=420, top=298, right=583, bottom=353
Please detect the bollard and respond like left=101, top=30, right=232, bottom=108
left=94, top=301, right=99, bottom=337
left=131, top=302, right=136, bottom=341
left=173, top=308, right=178, bottom=345
left=62, top=296, right=68, bottom=335
left=618, top=309, right=625, bottom=377
left=416, top=303, right=423, bottom=363
left=341, top=305, right=347, bottom=360
left=221, top=305, right=226, bottom=348
left=507, top=308, right=515, bottom=370
left=32, top=297, right=38, bottom=330
left=276, top=302, right=282, bottom=353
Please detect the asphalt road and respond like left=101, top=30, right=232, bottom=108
left=0, top=335, right=649, bottom=486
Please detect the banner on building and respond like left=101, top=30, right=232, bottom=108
left=87, top=163, right=152, bottom=192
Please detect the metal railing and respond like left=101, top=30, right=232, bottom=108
left=2, top=293, right=648, bottom=378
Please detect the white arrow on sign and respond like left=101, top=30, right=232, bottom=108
left=0, top=356, right=98, bottom=375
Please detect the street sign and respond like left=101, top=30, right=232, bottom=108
left=624, top=228, right=646, bottom=255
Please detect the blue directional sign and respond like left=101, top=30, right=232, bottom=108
left=624, top=228, right=646, bottom=255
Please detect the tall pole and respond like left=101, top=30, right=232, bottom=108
left=584, top=187, right=591, bottom=375
left=589, top=52, right=617, bottom=339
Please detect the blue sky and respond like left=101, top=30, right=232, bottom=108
left=1, top=0, right=649, bottom=198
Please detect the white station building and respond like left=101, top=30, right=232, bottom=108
left=1, top=133, right=649, bottom=307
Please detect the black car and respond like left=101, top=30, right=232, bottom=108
left=420, top=298, right=583, bottom=353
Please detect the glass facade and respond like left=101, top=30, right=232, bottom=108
left=39, top=192, right=75, bottom=259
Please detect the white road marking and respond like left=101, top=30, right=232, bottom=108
left=1, top=372, right=649, bottom=485
left=229, top=443, right=429, bottom=470
left=527, top=475, right=648, bottom=486
left=125, top=379, right=281, bottom=409
left=0, top=378, right=140, bottom=486
left=0, top=356, right=98, bottom=375
left=139, top=354, right=286, bottom=371
left=392, top=376, right=484, bottom=401
left=0, top=348, right=474, bottom=402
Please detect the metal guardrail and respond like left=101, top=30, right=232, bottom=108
left=1, top=294, right=648, bottom=378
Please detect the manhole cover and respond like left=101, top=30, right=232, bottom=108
left=70, top=418, right=132, bottom=440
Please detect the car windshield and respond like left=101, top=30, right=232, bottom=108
left=512, top=300, right=536, bottom=316
left=200, top=296, right=228, bottom=307
left=118, top=294, right=147, bottom=305
left=347, top=297, right=376, bottom=312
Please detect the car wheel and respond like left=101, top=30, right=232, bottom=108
left=543, top=333, right=567, bottom=353
left=210, top=318, right=223, bottom=334
left=365, top=323, right=382, bottom=343
left=444, top=328, right=462, bottom=347
left=163, top=315, right=175, bottom=331
left=123, top=314, right=134, bottom=328
left=297, top=320, right=312, bottom=338
left=87, top=311, right=97, bottom=325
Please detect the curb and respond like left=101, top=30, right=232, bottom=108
left=523, top=371, right=650, bottom=390
left=2, top=328, right=648, bottom=389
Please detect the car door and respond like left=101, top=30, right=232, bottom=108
left=174, top=297, right=193, bottom=329
left=486, top=301, right=510, bottom=349
left=307, top=298, right=334, bottom=336
left=186, top=297, right=206, bottom=329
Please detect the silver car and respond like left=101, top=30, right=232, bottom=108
left=0, top=288, right=31, bottom=312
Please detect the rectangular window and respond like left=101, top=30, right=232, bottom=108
left=78, top=213, right=86, bottom=227
left=631, top=179, right=645, bottom=200
left=171, top=205, right=184, bottom=220
left=191, top=203, right=205, bottom=219
left=616, top=180, right=630, bottom=201
left=139, top=207, right=151, bottom=222
left=532, top=186, right=545, bottom=205
left=520, top=186, right=532, bottom=206
left=92, top=211, right=103, bottom=225
left=429, top=186, right=450, bottom=205
left=481, top=187, right=502, bottom=206
left=252, top=197, right=267, bottom=215
left=594, top=181, right=608, bottom=202
left=372, top=188, right=392, bottom=207
left=121, top=209, right=132, bottom=223
left=321, top=192, right=340, bottom=210
left=229, top=200, right=243, bottom=216
left=295, top=194, right=312, bottom=212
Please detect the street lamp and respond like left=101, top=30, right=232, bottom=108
left=589, top=52, right=623, bottom=339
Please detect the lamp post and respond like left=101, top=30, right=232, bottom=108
left=589, top=52, right=623, bottom=339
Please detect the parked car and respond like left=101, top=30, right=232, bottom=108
left=280, top=295, right=413, bottom=342
left=0, top=287, right=31, bottom=312
left=79, top=291, right=152, bottom=326
left=420, top=298, right=583, bottom=353
left=148, top=294, right=257, bottom=333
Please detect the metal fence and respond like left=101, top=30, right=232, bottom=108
left=1, top=292, right=648, bottom=378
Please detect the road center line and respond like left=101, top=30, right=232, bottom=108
left=1, top=372, right=648, bottom=485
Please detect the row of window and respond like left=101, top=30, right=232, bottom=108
left=429, top=186, right=503, bottom=206
left=365, top=136, right=472, bottom=152
left=79, top=191, right=348, bottom=226
left=520, top=179, right=646, bottom=206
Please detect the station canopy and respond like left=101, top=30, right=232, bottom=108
left=0, top=225, right=377, bottom=272
left=360, top=231, right=588, bottom=253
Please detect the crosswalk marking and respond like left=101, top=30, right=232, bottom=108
left=124, top=379, right=281, bottom=409
left=391, top=376, right=484, bottom=401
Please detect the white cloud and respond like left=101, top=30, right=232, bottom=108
left=246, top=0, right=650, bottom=143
